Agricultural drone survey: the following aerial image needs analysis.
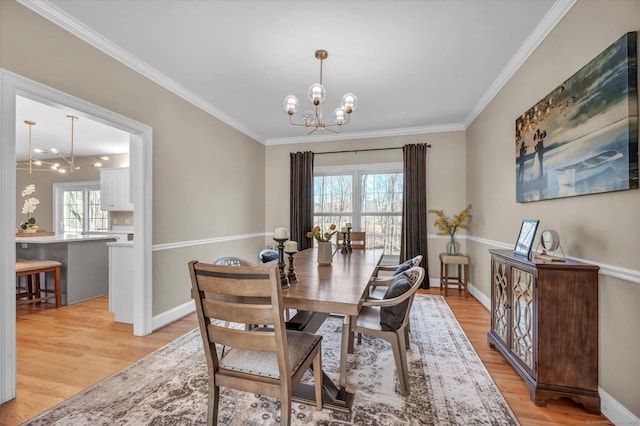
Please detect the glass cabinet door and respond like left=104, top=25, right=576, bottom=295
left=491, top=259, right=509, bottom=344
left=510, top=266, right=535, bottom=372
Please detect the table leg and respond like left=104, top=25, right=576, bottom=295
left=287, top=311, right=355, bottom=411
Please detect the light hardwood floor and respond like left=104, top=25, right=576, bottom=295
left=0, top=290, right=608, bottom=425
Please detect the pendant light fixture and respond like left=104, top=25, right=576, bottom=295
left=16, top=115, right=109, bottom=173
left=283, top=49, right=358, bottom=134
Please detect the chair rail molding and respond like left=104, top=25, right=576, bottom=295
left=458, top=234, right=640, bottom=286
left=152, top=232, right=268, bottom=252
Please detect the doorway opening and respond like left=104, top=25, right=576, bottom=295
left=1, top=69, right=153, bottom=403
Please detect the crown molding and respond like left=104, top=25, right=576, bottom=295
left=263, top=122, right=466, bottom=146
left=463, top=0, right=577, bottom=127
left=17, top=0, right=264, bottom=143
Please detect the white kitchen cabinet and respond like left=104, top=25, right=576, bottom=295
left=108, top=242, right=134, bottom=323
left=100, top=167, right=133, bottom=211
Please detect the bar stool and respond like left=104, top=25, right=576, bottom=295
left=16, top=259, right=62, bottom=308
left=439, top=253, right=469, bottom=298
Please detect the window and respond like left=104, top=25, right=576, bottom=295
left=314, top=163, right=403, bottom=255
left=54, top=182, right=109, bottom=234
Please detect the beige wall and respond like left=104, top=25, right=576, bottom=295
left=265, top=131, right=466, bottom=278
left=466, top=0, right=640, bottom=416
left=2, top=1, right=266, bottom=315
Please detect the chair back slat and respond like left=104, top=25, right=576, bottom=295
left=192, top=264, right=274, bottom=298
left=207, top=323, right=277, bottom=352
left=202, top=298, right=275, bottom=325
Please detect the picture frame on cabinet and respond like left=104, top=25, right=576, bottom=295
left=513, top=219, right=539, bottom=259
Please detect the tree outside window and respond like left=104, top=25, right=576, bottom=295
left=313, top=164, right=402, bottom=255
left=54, top=182, right=109, bottom=234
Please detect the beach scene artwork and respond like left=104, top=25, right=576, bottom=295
left=515, top=31, right=638, bottom=203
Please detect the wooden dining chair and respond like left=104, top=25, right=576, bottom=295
left=340, top=266, right=425, bottom=396
left=188, top=261, right=323, bottom=425
left=337, top=231, right=366, bottom=249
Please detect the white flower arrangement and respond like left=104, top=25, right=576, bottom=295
left=20, top=184, right=40, bottom=230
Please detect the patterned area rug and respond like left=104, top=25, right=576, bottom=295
left=23, top=295, right=519, bottom=425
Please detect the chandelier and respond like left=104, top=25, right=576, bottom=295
left=283, top=49, right=358, bottom=134
left=16, top=115, right=109, bottom=174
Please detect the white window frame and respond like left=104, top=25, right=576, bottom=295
left=53, top=181, right=107, bottom=234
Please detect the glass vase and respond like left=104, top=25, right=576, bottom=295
left=446, top=235, right=459, bottom=256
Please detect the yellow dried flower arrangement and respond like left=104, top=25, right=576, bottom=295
left=428, top=204, right=472, bottom=237
left=306, top=224, right=337, bottom=242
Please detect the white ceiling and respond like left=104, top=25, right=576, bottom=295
left=18, top=0, right=573, bottom=148
left=15, top=96, right=130, bottom=161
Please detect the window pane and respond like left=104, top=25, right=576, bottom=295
left=360, top=173, right=403, bottom=213
left=362, top=214, right=402, bottom=255
left=63, top=190, right=84, bottom=234
left=314, top=175, right=352, bottom=213
left=88, top=189, right=109, bottom=231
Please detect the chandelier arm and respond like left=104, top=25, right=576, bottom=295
left=67, top=115, right=77, bottom=172
left=289, top=121, right=315, bottom=128
left=54, top=152, right=74, bottom=167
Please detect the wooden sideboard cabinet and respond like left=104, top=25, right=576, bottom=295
left=487, top=249, right=600, bottom=413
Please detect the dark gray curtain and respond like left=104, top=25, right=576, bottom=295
left=401, top=143, right=429, bottom=288
left=290, top=151, right=315, bottom=251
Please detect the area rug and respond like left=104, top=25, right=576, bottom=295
left=23, top=295, right=519, bottom=425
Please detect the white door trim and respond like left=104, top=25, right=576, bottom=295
left=0, top=69, right=153, bottom=403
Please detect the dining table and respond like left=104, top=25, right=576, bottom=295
left=280, top=246, right=383, bottom=411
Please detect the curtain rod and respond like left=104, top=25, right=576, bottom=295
left=314, top=144, right=431, bottom=155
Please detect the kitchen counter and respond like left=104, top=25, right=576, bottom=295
left=16, top=233, right=116, bottom=244
left=16, top=234, right=115, bottom=305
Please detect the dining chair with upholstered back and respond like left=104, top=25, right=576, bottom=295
left=368, top=254, right=423, bottom=299
left=339, top=266, right=425, bottom=396
left=188, top=261, right=323, bottom=425
left=213, top=256, right=254, bottom=267
left=337, top=231, right=366, bottom=250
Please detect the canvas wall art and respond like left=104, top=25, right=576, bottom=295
left=515, top=31, right=638, bottom=202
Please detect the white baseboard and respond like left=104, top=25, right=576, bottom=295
left=152, top=299, right=195, bottom=331
left=600, top=386, right=640, bottom=425
left=427, top=278, right=491, bottom=311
